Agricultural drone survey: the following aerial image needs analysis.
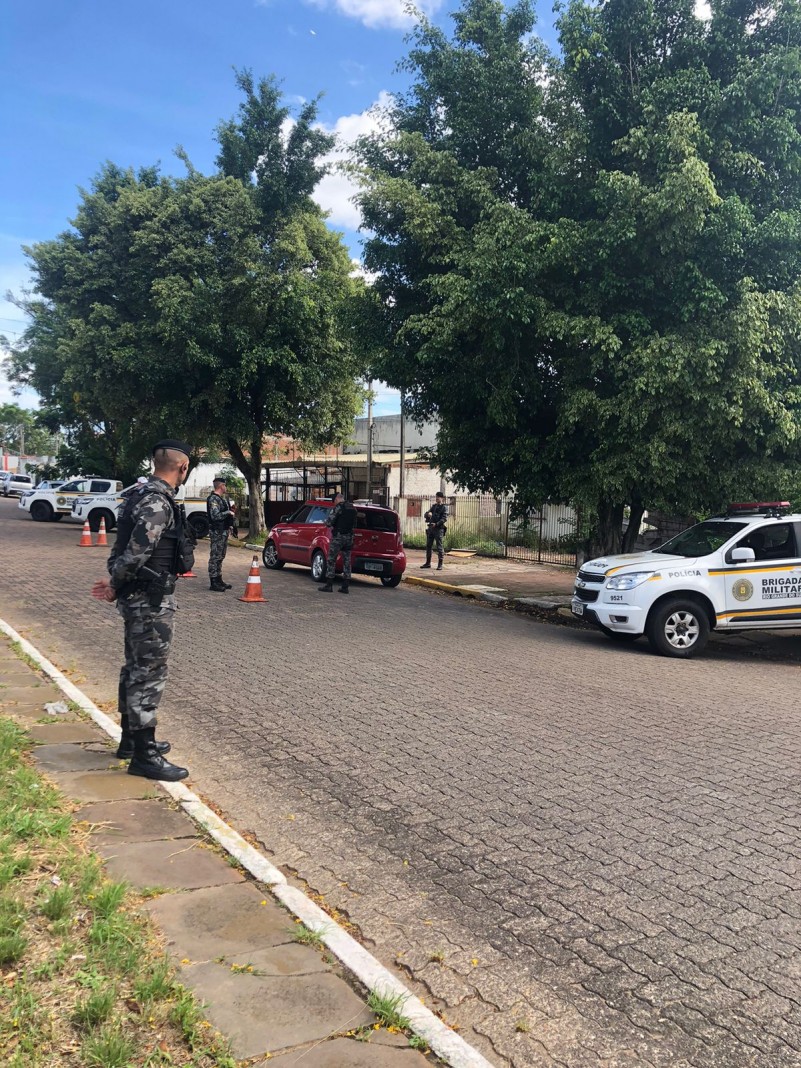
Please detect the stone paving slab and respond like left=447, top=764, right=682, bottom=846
left=178, top=961, right=373, bottom=1060
left=144, top=881, right=296, bottom=957
left=30, top=742, right=118, bottom=774
left=0, top=684, right=64, bottom=703
left=96, top=838, right=244, bottom=890
left=29, top=721, right=104, bottom=743
left=265, top=1038, right=431, bottom=1066
left=77, top=799, right=200, bottom=845
left=0, top=701, right=75, bottom=723
left=52, top=770, right=160, bottom=801
left=0, top=669, right=47, bottom=683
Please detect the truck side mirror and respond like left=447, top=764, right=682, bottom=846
left=731, top=546, right=756, bottom=563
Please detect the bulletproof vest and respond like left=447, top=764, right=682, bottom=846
left=334, top=502, right=357, bottom=536
left=114, top=483, right=181, bottom=576
left=206, top=492, right=228, bottom=532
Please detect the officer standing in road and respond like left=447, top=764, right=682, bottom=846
left=206, top=477, right=237, bottom=592
left=91, top=440, right=194, bottom=782
left=319, top=491, right=357, bottom=594
left=421, top=491, right=448, bottom=570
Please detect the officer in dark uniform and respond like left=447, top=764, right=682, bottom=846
left=319, top=492, right=357, bottom=594
left=91, top=439, right=194, bottom=782
left=421, top=491, right=448, bottom=570
left=206, top=477, right=237, bottom=591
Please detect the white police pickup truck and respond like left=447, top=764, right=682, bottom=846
left=71, top=484, right=212, bottom=539
left=19, top=476, right=122, bottom=523
left=572, top=502, right=801, bottom=658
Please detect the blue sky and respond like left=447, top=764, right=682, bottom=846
left=0, top=0, right=559, bottom=413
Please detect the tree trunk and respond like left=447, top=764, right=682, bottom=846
left=622, top=497, right=646, bottom=554
left=227, top=436, right=266, bottom=538
left=591, top=498, right=625, bottom=557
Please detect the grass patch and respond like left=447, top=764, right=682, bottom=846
left=367, top=988, right=411, bottom=1031
left=290, top=921, right=326, bottom=949
left=0, top=716, right=236, bottom=1068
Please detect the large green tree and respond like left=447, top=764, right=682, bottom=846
left=0, top=403, right=57, bottom=458
left=356, top=0, right=801, bottom=553
left=10, top=74, right=364, bottom=532
left=153, top=71, right=364, bottom=532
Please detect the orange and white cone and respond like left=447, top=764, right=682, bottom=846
left=177, top=568, right=196, bottom=578
left=78, top=520, right=93, bottom=547
left=96, top=517, right=108, bottom=548
left=239, top=554, right=266, bottom=603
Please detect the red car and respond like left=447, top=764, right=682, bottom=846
left=262, top=500, right=406, bottom=587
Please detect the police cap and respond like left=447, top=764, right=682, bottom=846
left=152, top=439, right=192, bottom=458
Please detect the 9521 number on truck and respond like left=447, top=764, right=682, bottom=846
left=572, top=502, right=801, bottom=659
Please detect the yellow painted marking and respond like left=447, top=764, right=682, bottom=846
left=709, top=564, right=801, bottom=575
left=718, top=606, right=801, bottom=620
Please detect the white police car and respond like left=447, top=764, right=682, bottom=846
left=572, top=502, right=801, bottom=658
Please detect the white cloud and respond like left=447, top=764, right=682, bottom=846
left=313, top=91, right=394, bottom=230
left=304, top=0, right=444, bottom=31
left=694, top=0, right=712, bottom=20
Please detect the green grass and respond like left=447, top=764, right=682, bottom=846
left=367, top=989, right=411, bottom=1031
left=290, top=921, right=327, bottom=949
left=0, top=715, right=237, bottom=1068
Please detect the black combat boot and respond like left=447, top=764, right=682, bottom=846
left=319, top=581, right=333, bottom=592
left=116, top=716, right=171, bottom=759
left=209, top=578, right=227, bottom=591
left=436, top=562, right=443, bottom=571
left=221, top=579, right=232, bottom=589
left=128, top=728, right=188, bottom=782
left=420, top=562, right=431, bottom=569
left=339, top=581, right=349, bottom=594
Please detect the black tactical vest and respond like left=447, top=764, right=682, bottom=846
left=114, top=483, right=181, bottom=576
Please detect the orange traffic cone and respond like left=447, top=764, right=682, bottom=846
left=95, top=517, right=108, bottom=548
left=239, top=554, right=267, bottom=603
left=177, top=568, right=196, bottom=578
left=78, top=520, right=93, bottom=547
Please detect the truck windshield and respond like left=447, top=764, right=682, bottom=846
left=653, top=521, right=746, bottom=557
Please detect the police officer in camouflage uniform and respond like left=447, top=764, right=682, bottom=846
left=319, top=491, right=357, bottom=595
left=91, top=440, right=193, bottom=782
left=420, top=491, right=448, bottom=570
left=206, top=478, right=236, bottom=591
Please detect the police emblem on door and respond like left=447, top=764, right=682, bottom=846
left=732, top=578, right=753, bottom=602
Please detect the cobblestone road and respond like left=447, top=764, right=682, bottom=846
left=2, top=498, right=801, bottom=1068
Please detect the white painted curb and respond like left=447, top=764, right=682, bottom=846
left=0, top=617, right=496, bottom=1068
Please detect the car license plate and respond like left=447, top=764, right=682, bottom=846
left=571, top=601, right=584, bottom=617
left=364, top=562, right=383, bottom=572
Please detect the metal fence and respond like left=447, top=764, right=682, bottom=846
left=393, top=495, right=583, bottom=567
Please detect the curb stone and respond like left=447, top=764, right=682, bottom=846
left=0, top=617, right=497, bottom=1068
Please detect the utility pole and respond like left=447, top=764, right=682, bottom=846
left=366, top=380, right=373, bottom=502
left=18, top=423, right=25, bottom=472
left=398, top=390, right=405, bottom=499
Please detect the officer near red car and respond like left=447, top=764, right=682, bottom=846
left=420, top=491, right=448, bottom=571
left=319, top=491, right=357, bottom=594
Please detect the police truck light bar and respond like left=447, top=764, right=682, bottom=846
left=726, top=501, right=791, bottom=517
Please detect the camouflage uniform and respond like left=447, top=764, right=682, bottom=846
left=206, top=492, right=235, bottom=583
left=425, top=502, right=448, bottom=566
left=325, top=501, right=355, bottom=581
left=108, top=479, right=178, bottom=733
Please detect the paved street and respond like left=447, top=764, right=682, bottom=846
left=2, top=496, right=801, bottom=1068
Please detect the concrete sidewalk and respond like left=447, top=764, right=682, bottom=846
left=402, top=547, right=575, bottom=613
left=0, top=634, right=437, bottom=1067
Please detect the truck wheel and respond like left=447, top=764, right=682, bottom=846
left=91, top=508, right=116, bottom=533
left=30, top=501, right=53, bottom=522
left=187, top=514, right=209, bottom=540
left=262, top=540, right=285, bottom=569
left=646, top=599, right=709, bottom=659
